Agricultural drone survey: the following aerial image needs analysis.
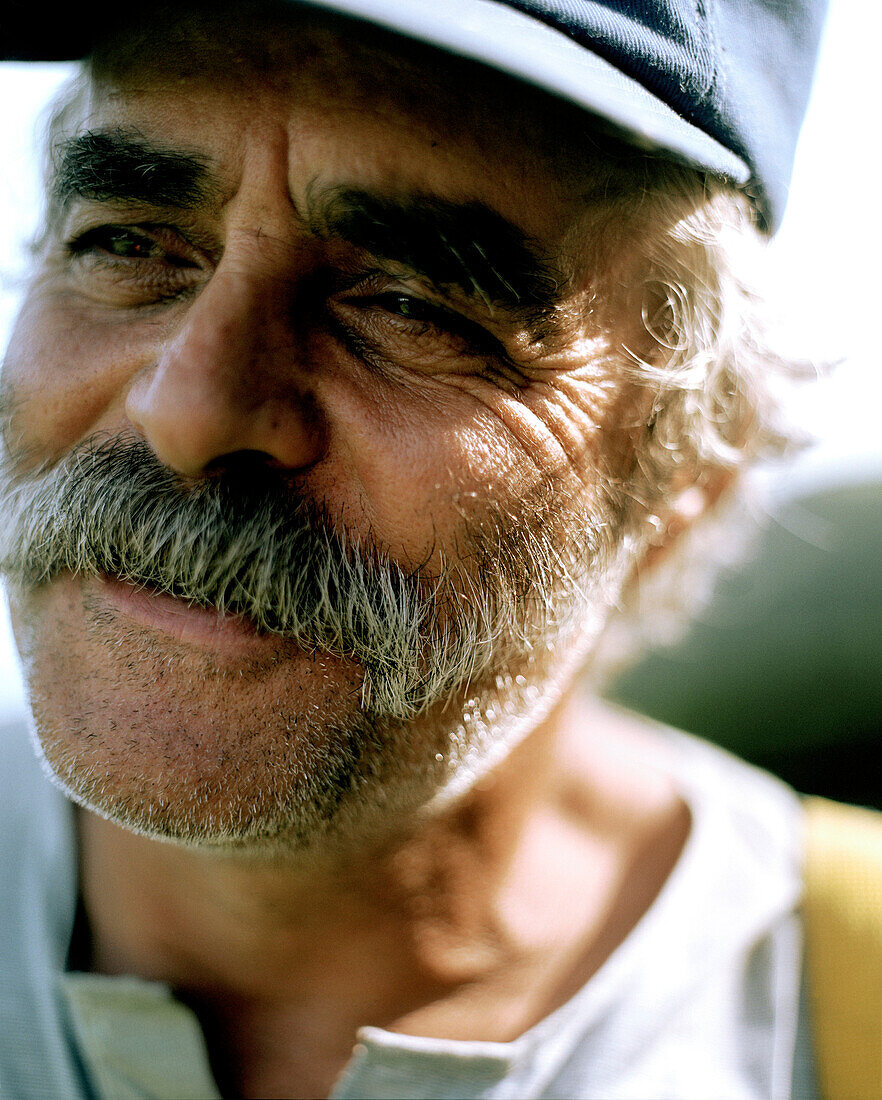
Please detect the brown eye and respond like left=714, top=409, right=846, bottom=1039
left=331, top=285, right=509, bottom=368
left=62, top=223, right=205, bottom=307
left=371, top=292, right=500, bottom=349
left=379, top=293, right=439, bottom=321
left=102, top=230, right=161, bottom=259
left=67, top=226, right=195, bottom=267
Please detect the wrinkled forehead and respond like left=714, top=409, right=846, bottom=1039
left=73, top=0, right=658, bottom=236
left=89, top=2, right=576, bottom=150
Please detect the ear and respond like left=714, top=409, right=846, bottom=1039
left=637, top=467, right=736, bottom=576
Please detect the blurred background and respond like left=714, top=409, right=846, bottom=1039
left=1, top=0, right=880, bottom=805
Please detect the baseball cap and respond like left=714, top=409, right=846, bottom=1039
left=1, top=0, right=828, bottom=231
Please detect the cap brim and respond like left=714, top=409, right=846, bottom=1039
left=2, top=0, right=750, bottom=185
left=307, top=0, right=749, bottom=184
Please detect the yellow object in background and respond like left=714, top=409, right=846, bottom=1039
left=804, top=797, right=882, bottom=1100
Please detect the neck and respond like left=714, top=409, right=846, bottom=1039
left=76, top=695, right=690, bottom=1097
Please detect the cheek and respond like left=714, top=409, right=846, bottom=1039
left=311, top=368, right=486, bottom=557
left=1, top=291, right=154, bottom=468
left=315, top=362, right=626, bottom=567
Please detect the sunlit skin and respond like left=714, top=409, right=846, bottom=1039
left=2, top=7, right=697, bottom=1097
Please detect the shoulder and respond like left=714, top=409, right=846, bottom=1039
left=0, top=715, right=74, bottom=858
left=0, top=717, right=83, bottom=1098
left=0, top=712, right=78, bottom=966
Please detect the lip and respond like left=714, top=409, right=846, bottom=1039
left=94, top=574, right=278, bottom=658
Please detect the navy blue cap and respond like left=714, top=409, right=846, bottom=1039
left=2, top=0, right=828, bottom=231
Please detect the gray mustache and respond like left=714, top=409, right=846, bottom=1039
left=0, top=438, right=468, bottom=716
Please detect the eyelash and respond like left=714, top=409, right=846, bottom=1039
left=349, top=291, right=504, bottom=356
left=62, top=223, right=507, bottom=365
left=65, top=225, right=196, bottom=267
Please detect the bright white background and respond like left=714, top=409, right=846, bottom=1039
left=1, top=0, right=880, bottom=718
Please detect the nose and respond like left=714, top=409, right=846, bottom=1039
left=126, top=264, right=324, bottom=478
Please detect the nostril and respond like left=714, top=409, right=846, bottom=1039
left=202, top=448, right=292, bottom=483
left=203, top=449, right=276, bottom=474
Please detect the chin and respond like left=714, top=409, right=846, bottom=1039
left=14, top=605, right=454, bottom=856
left=20, top=645, right=443, bottom=855
left=22, top=643, right=575, bottom=859
left=25, top=688, right=449, bottom=854
left=11, top=568, right=587, bottom=854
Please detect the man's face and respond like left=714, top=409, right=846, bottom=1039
left=0, top=6, right=658, bottom=851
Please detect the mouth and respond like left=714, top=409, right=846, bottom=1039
left=94, top=573, right=277, bottom=658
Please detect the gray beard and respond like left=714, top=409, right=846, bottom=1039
left=1, top=435, right=628, bottom=851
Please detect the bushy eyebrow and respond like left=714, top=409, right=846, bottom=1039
left=50, top=130, right=566, bottom=328
left=307, top=187, right=565, bottom=327
left=52, top=129, right=215, bottom=210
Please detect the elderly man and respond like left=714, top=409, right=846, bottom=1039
left=0, top=1, right=837, bottom=1097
